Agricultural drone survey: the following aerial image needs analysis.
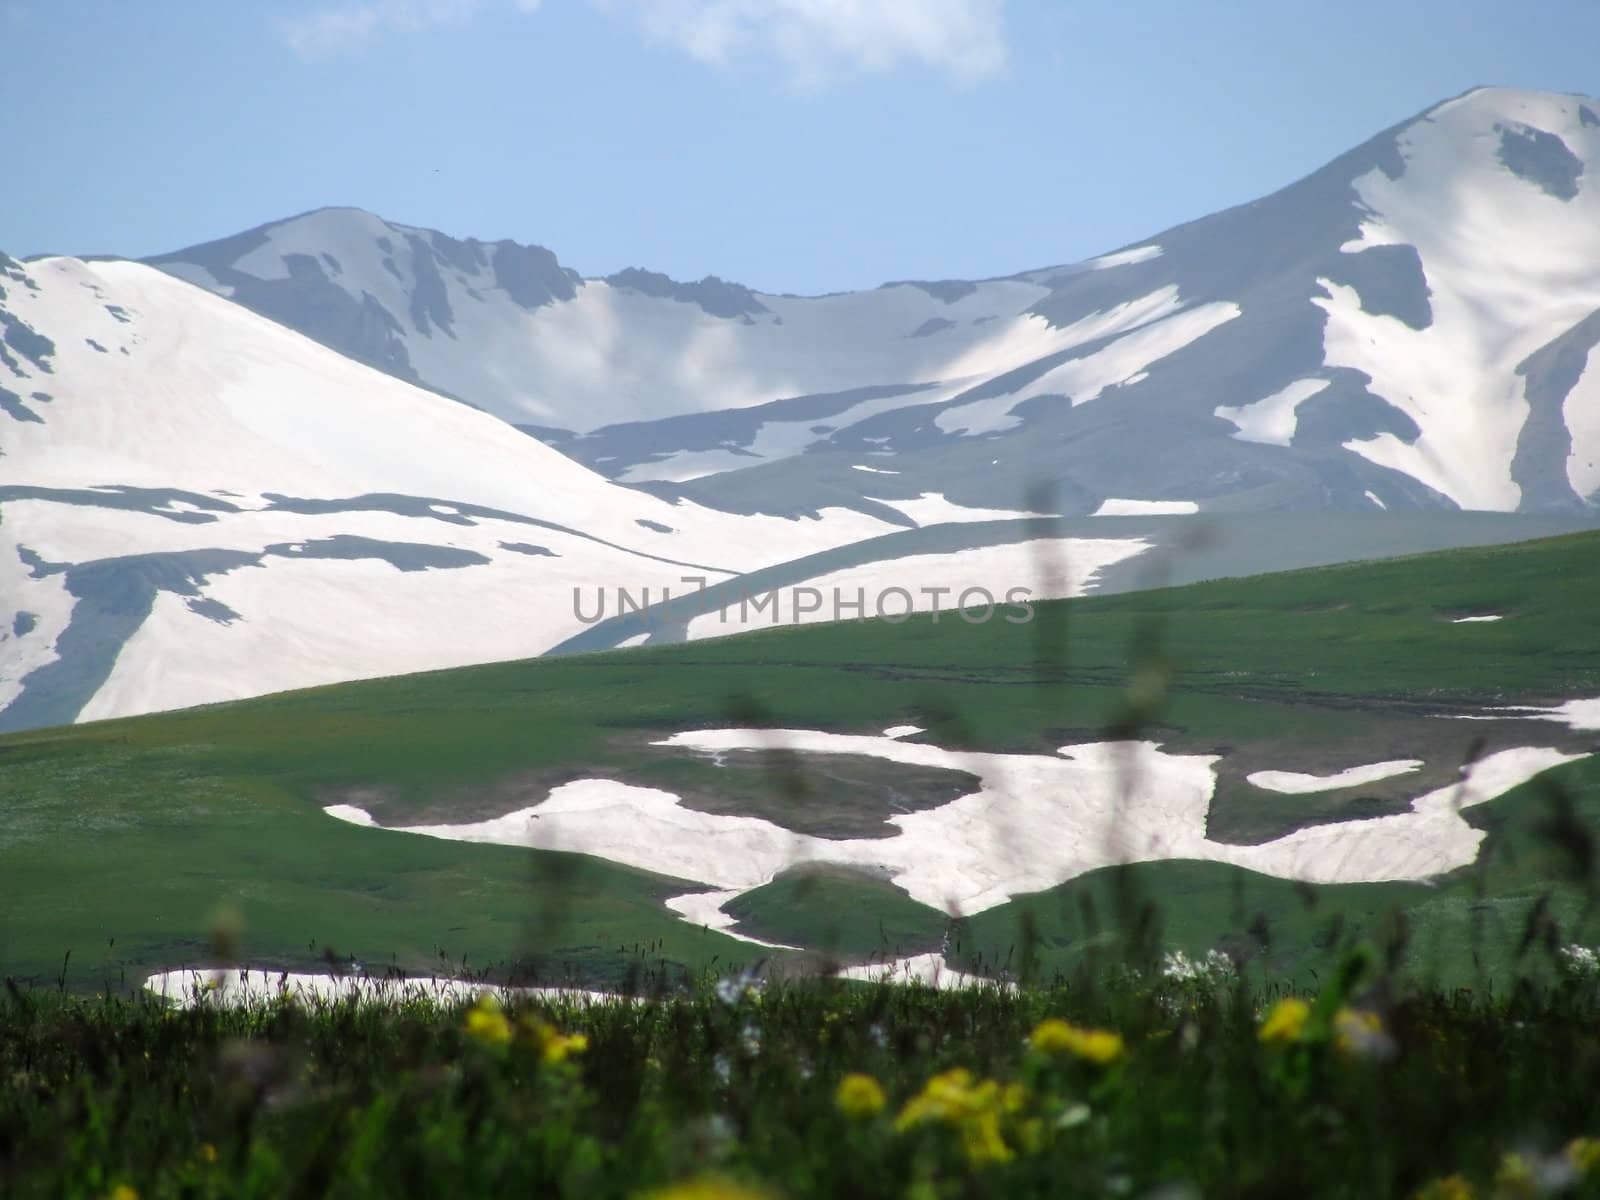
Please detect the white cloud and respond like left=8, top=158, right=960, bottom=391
left=599, top=0, right=1008, bottom=86
left=282, top=0, right=538, bottom=57
left=281, top=0, right=1007, bottom=87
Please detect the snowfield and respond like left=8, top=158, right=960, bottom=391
left=143, top=968, right=621, bottom=1009
left=933, top=292, right=1241, bottom=436
left=1092, top=499, right=1200, bottom=517
left=1215, top=379, right=1332, bottom=447
left=0, top=256, right=950, bottom=726
left=1324, top=90, right=1600, bottom=511
left=323, top=728, right=1588, bottom=936
left=1492, top=697, right=1600, bottom=732
left=1247, top=760, right=1423, bottom=794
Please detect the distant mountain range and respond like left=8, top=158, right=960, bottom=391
left=146, top=86, right=1600, bottom=517
left=3, top=86, right=1598, bottom=731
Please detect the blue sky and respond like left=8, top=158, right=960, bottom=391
left=3, top=0, right=1596, bottom=294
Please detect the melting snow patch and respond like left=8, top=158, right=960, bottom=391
left=1489, top=697, right=1600, bottom=731
left=852, top=464, right=900, bottom=475
left=1247, top=759, right=1423, bottom=794
left=1092, top=245, right=1163, bottom=270
left=883, top=725, right=924, bottom=739
left=1093, top=498, right=1199, bottom=516
left=1451, top=614, right=1504, bottom=624
left=664, top=890, right=798, bottom=949
left=324, top=733, right=1586, bottom=936
left=1218, top=747, right=1585, bottom=883
left=886, top=493, right=1050, bottom=526
left=1214, top=378, right=1331, bottom=447
left=144, top=968, right=621, bottom=1009
left=836, top=953, right=1007, bottom=991
left=1365, top=491, right=1388, bottom=510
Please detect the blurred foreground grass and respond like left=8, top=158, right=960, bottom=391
left=4, top=960, right=1600, bottom=1199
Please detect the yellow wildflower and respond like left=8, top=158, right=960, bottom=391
left=199, top=1142, right=218, bottom=1164
left=1568, top=1137, right=1600, bottom=1176
left=834, top=1073, right=887, bottom=1119
left=463, top=995, right=513, bottom=1046
left=1494, top=1152, right=1536, bottom=1199
left=960, top=1109, right=1014, bottom=1166
left=1413, top=1174, right=1474, bottom=1200
left=895, top=1068, right=980, bottom=1130
left=1029, top=1018, right=1125, bottom=1065
left=642, top=1174, right=777, bottom=1200
left=1258, top=997, right=1311, bottom=1045
left=1001, top=1082, right=1029, bottom=1114
left=523, top=1017, right=589, bottom=1064
left=894, top=1069, right=1016, bottom=1167
left=107, top=1188, right=139, bottom=1200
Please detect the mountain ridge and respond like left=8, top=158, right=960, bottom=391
left=4, top=86, right=1600, bottom=733
left=126, top=86, right=1600, bottom=517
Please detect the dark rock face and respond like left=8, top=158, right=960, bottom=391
left=149, top=232, right=422, bottom=384
left=603, top=267, right=768, bottom=319
left=493, top=241, right=578, bottom=309
left=1497, top=123, right=1583, bottom=200
left=1512, top=308, right=1600, bottom=511
left=404, top=236, right=455, bottom=337
left=1323, top=244, right=1432, bottom=331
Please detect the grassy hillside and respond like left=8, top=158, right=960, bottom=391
left=2, top=532, right=1598, bottom=990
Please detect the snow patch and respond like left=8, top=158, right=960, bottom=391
left=144, top=968, right=621, bottom=1009
left=884, top=493, right=1050, bottom=526
left=935, top=295, right=1240, bottom=435
left=1490, top=696, right=1600, bottom=731
left=1214, top=378, right=1331, bottom=446
left=664, top=890, right=797, bottom=949
left=1092, top=498, right=1199, bottom=516
left=1092, top=245, right=1163, bottom=270
left=1564, top=344, right=1600, bottom=500
left=1247, top=759, right=1423, bottom=794
left=836, top=953, right=1005, bottom=990
left=326, top=730, right=1586, bottom=937
left=883, top=725, right=924, bottom=739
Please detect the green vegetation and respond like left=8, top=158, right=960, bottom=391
left=4, top=968, right=1600, bottom=1198
left=1, top=532, right=1598, bottom=989
left=724, top=866, right=950, bottom=958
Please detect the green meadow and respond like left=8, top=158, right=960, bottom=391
left=1, top=531, right=1597, bottom=990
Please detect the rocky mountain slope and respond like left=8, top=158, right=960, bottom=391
left=147, top=87, right=1600, bottom=517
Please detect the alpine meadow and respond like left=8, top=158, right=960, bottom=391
left=4, top=6, right=1600, bottom=1195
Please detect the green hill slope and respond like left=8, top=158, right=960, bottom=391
left=2, top=532, right=1597, bottom=989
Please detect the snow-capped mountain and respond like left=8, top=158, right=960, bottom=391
left=6, top=86, right=1600, bottom=733
left=0, top=253, right=923, bottom=730
left=148, top=87, right=1600, bottom=517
